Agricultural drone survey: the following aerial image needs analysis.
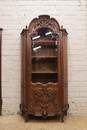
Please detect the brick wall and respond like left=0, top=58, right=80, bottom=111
left=0, top=0, right=87, bottom=115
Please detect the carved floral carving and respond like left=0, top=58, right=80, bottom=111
left=33, top=87, right=56, bottom=105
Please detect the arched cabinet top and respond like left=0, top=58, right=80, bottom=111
left=21, top=15, right=68, bottom=35
left=28, top=15, right=60, bottom=34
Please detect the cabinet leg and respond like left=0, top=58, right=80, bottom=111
left=65, top=110, right=67, bottom=115
left=61, top=116, right=64, bottom=122
left=0, top=105, right=2, bottom=115
left=61, top=112, right=64, bottom=122
left=24, top=113, right=28, bottom=122
left=20, top=108, right=24, bottom=116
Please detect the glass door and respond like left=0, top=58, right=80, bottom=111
left=31, top=28, right=58, bottom=84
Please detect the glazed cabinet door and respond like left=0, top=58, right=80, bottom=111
left=27, top=27, right=60, bottom=117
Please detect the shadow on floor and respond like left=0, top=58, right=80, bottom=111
left=23, top=115, right=63, bottom=123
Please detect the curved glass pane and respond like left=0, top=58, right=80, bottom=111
left=31, top=28, right=58, bottom=84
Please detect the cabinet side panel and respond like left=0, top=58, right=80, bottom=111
left=62, top=34, right=68, bottom=108
left=0, top=30, right=2, bottom=115
left=21, top=33, right=27, bottom=111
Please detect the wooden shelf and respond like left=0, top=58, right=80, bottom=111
left=32, top=40, right=57, bottom=46
left=32, top=71, right=57, bottom=74
left=32, top=40, right=56, bottom=43
left=32, top=56, right=57, bottom=59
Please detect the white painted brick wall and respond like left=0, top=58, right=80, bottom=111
left=0, top=0, right=87, bottom=115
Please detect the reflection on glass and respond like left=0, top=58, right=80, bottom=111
left=31, top=28, right=58, bottom=84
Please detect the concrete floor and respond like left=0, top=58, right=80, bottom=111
left=0, top=114, right=87, bottom=130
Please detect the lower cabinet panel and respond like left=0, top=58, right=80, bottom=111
left=28, top=83, right=59, bottom=117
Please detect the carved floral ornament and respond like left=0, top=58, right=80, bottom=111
left=33, top=87, right=56, bottom=104
left=28, top=15, right=60, bottom=33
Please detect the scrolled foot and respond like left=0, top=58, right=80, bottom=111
left=61, top=112, right=64, bottom=122
left=24, top=113, right=28, bottom=123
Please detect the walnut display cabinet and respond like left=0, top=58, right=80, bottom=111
left=20, top=15, right=69, bottom=122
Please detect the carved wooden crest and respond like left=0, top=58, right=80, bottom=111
left=28, top=15, right=60, bottom=33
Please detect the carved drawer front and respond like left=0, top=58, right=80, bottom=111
left=29, top=83, right=58, bottom=112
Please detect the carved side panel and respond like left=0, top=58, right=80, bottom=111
left=62, top=33, right=68, bottom=107
left=21, top=31, right=27, bottom=113
left=0, top=29, right=2, bottom=115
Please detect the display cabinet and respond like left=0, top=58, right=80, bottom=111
left=20, top=15, right=69, bottom=122
left=0, top=28, right=2, bottom=115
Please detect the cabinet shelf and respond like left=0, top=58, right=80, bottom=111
left=32, top=40, right=57, bottom=46
left=32, top=56, right=57, bottom=59
left=32, top=40, right=56, bottom=43
left=32, top=71, right=57, bottom=74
